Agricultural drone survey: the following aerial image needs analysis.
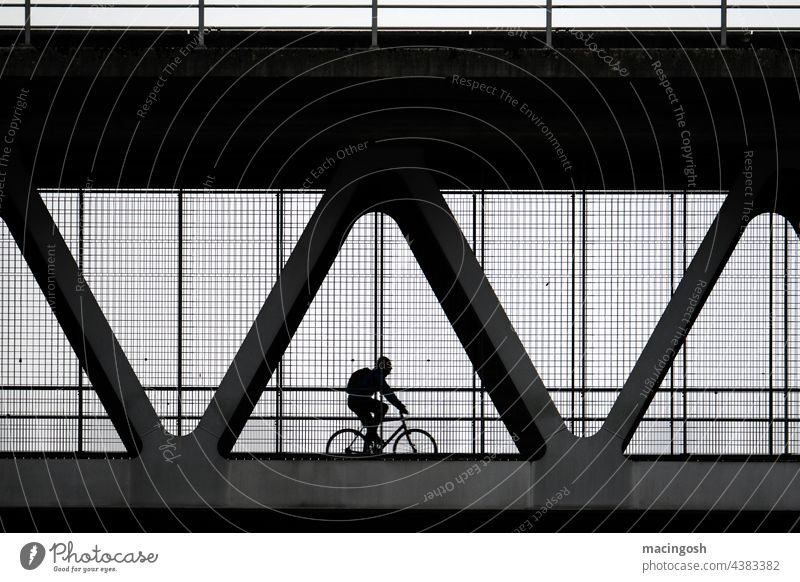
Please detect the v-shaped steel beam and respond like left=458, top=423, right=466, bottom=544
left=198, top=147, right=566, bottom=457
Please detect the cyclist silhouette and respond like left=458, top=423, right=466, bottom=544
left=346, top=356, right=409, bottom=452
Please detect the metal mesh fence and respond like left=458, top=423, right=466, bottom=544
left=182, top=190, right=278, bottom=435
left=0, top=191, right=81, bottom=451
left=2, top=188, right=799, bottom=456
left=82, top=190, right=179, bottom=444
left=627, top=195, right=800, bottom=455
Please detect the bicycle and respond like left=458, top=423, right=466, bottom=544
left=325, top=414, right=438, bottom=456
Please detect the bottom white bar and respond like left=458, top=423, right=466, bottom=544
left=0, top=533, right=796, bottom=581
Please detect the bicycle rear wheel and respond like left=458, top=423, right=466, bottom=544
left=393, top=429, right=438, bottom=454
left=326, top=429, right=367, bottom=457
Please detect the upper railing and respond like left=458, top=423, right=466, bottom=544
left=2, top=1, right=800, bottom=48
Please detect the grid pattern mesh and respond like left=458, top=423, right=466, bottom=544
left=3, top=189, right=800, bottom=456
left=585, top=193, right=674, bottom=437
left=484, top=191, right=578, bottom=436
left=278, top=208, right=377, bottom=453
left=182, top=191, right=278, bottom=435
left=0, top=191, right=129, bottom=451
left=630, top=208, right=798, bottom=455
left=82, top=190, right=179, bottom=444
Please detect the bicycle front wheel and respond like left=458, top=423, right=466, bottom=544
left=393, top=429, right=438, bottom=454
left=326, top=429, right=367, bottom=457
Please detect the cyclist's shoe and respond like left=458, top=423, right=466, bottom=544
left=363, top=437, right=385, bottom=454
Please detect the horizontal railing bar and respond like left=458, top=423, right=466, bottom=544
left=36, top=189, right=729, bottom=196
left=227, top=415, right=502, bottom=421
left=6, top=26, right=800, bottom=32
left=3, top=385, right=797, bottom=393
left=2, top=414, right=795, bottom=422
left=1, top=3, right=372, bottom=7
left=0, top=414, right=136, bottom=420
left=0, top=414, right=501, bottom=422
left=5, top=24, right=800, bottom=26
left=242, top=416, right=799, bottom=422
left=4, top=3, right=800, bottom=8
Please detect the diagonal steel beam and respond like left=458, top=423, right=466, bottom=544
left=0, top=161, right=161, bottom=454
left=603, top=166, right=800, bottom=448
left=197, top=147, right=565, bottom=457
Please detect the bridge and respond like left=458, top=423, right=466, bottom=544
left=2, top=2, right=800, bottom=531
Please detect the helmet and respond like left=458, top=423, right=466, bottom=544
left=376, top=356, right=392, bottom=374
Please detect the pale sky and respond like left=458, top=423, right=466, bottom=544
left=1, top=1, right=798, bottom=32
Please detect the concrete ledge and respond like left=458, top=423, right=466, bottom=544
left=2, top=454, right=798, bottom=512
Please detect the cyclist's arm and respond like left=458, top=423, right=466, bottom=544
left=381, top=381, right=405, bottom=411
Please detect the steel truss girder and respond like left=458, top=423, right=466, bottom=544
left=1, top=148, right=800, bottom=514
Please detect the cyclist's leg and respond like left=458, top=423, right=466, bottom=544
left=349, top=396, right=379, bottom=449
left=366, top=400, right=389, bottom=448
left=348, top=396, right=373, bottom=428
left=362, top=399, right=385, bottom=446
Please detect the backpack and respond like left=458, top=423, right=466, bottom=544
left=346, top=367, right=372, bottom=394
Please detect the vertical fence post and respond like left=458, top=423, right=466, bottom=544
left=78, top=188, right=85, bottom=452
left=471, top=191, right=477, bottom=454
left=276, top=189, right=284, bottom=453
left=480, top=189, right=485, bottom=454
left=198, top=0, right=205, bottom=47
left=669, top=192, right=675, bottom=455
left=682, top=190, right=688, bottom=453
left=24, top=0, right=31, bottom=45
left=546, top=0, right=553, bottom=47
left=720, top=0, right=727, bottom=47
left=580, top=190, right=586, bottom=437
left=571, top=190, right=576, bottom=434
left=769, top=212, right=774, bottom=455
left=177, top=189, right=183, bottom=436
left=785, top=221, right=790, bottom=455
left=371, top=0, right=378, bottom=48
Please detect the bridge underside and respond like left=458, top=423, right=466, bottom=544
left=2, top=32, right=800, bottom=190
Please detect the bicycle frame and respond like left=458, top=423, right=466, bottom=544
left=346, top=418, right=409, bottom=452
